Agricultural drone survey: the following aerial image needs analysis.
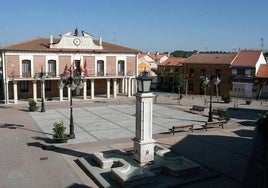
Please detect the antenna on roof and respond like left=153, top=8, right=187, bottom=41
left=261, top=38, right=264, bottom=51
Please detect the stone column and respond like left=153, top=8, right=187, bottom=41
left=13, top=81, right=18, bottom=104
left=5, top=81, right=9, bottom=104
left=83, top=79, right=87, bottom=100
left=42, top=80, right=45, bottom=100
left=133, top=92, right=155, bottom=165
left=113, top=79, right=117, bottom=98
left=59, top=87, right=64, bottom=101
left=106, top=79, right=110, bottom=98
left=127, top=78, right=131, bottom=97
left=32, top=80, right=37, bottom=102
left=91, top=79, right=95, bottom=99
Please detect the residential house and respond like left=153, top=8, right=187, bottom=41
left=254, top=64, right=268, bottom=98
left=157, top=57, right=186, bottom=92
left=230, top=50, right=267, bottom=98
left=183, top=53, right=237, bottom=95
left=0, top=29, right=140, bottom=104
left=138, top=52, right=169, bottom=73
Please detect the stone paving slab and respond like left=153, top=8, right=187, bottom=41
left=30, top=104, right=208, bottom=144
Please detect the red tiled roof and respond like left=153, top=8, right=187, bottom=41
left=161, top=57, right=186, bottom=66
left=0, top=38, right=140, bottom=53
left=256, top=64, right=268, bottom=78
left=231, top=50, right=262, bottom=67
left=148, top=53, right=168, bottom=60
left=184, top=53, right=237, bottom=64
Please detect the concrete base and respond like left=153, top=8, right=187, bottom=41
left=76, top=144, right=218, bottom=187
left=133, top=139, right=156, bottom=166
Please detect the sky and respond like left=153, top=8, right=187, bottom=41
left=1, top=0, right=268, bottom=53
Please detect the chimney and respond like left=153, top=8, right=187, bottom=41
left=99, top=36, right=102, bottom=46
left=49, top=35, right=53, bottom=48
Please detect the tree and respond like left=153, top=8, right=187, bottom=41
left=177, top=74, right=186, bottom=101
left=170, top=50, right=197, bottom=58
left=256, top=79, right=268, bottom=100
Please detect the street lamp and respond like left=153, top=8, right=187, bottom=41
left=58, top=66, right=83, bottom=139
left=134, top=69, right=155, bottom=165
left=136, top=70, right=153, bottom=93
left=39, top=67, right=46, bottom=112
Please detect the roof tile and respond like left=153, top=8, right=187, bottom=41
left=231, top=50, right=262, bottom=67
left=1, top=38, right=140, bottom=53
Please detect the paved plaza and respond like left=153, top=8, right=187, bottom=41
left=0, top=93, right=268, bottom=188
left=30, top=103, right=207, bottom=144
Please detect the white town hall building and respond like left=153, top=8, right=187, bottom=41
left=0, top=28, right=140, bottom=104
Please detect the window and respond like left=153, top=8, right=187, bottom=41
left=118, top=60, right=125, bottom=75
left=200, top=69, right=206, bottom=77
left=45, top=80, right=51, bottom=91
left=97, top=60, right=104, bottom=76
left=48, top=60, right=56, bottom=77
left=20, top=81, right=29, bottom=92
left=189, top=83, right=194, bottom=91
left=189, top=69, right=194, bottom=77
left=215, top=69, right=221, bottom=78
left=74, top=60, right=81, bottom=76
left=233, top=83, right=245, bottom=91
left=22, top=60, right=31, bottom=77
left=237, top=69, right=245, bottom=76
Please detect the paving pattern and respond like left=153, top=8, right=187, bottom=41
left=30, top=104, right=207, bottom=144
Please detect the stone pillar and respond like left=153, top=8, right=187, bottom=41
left=83, top=79, right=87, bottom=100
left=42, top=80, right=45, bottom=100
left=106, top=79, right=110, bottom=98
left=133, top=92, right=155, bottom=165
left=59, top=87, right=64, bottom=101
left=127, top=78, right=131, bottom=97
left=113, top=79, right=117, bottom=98
left=13, top=81, right=18, bottom=104
left=5, top=81, right=9, bottom=104
left=33, top=80, right=37, bottom=102
left=91, top=79, right=95, bottom=99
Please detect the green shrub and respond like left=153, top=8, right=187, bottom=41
left=221, top=93, right=231, bottom=103
left=245, top=99, right=251, bottom=105
left=53, top=121, right=67, bottom=139
left=28, top=99, right=37, bottom=111
left=217, top=108, right=229, bottom=121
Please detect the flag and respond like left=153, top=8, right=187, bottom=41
left=84, top=59, right=88, bottom=77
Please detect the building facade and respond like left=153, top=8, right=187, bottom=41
left=0, top=29, right=140, bottom=104
left=183, top=53, right=237, bottom=96
left=230, top=50, right=266, bottom=98
left=157, top=57, right=186, bottom=92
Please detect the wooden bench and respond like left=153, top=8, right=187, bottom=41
left=190, top=105, right=205, bottom=112
left=169, top=124, right=194, bottom=135
left=202, top=120, right=226, bottom=131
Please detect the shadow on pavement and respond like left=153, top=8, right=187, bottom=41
left=169, top=132, right=263, bottom=187
left=0, top=123, right=53, bottom=135
left=66, top=183, right=91, bottom=188
left=227, top=108, right=267, bottom=121
left=27, top=142, right=89, bottom=158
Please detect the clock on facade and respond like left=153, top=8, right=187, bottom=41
left=73, top=38, right=81, bottom=46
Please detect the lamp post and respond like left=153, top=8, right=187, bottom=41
left=133, top=70, right=155, bottom=165
left=40, top=67, right=45, bottom=112
left=58, top=66, right=83, bottom=139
